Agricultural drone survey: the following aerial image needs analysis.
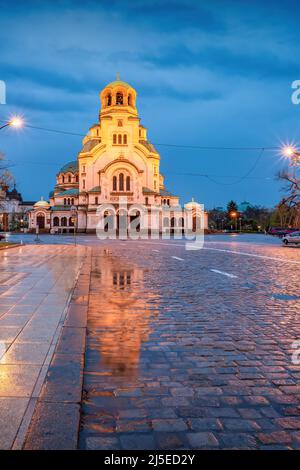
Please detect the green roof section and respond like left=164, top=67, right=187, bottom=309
left=88, top=186, right=101, bottom=193
left=57, top=160, right=78, bottom=175
left=56, top=188, right=79, bottom=196
left=51, top=205, right=72, bottom=211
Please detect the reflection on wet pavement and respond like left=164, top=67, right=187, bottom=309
left=84, top=249, right=159, bottom=380
left=79, top=242, right=300, bottom=450
left=0, top=244, right=87, bottom=449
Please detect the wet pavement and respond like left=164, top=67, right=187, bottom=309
left=77, top=238, right=300, bottom=450
left=1, top=234, right=300, bottom=449
left=0, top=244, right=87, bottom=449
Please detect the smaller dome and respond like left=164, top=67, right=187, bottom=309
left=34, top=196, right=50, bottom=208
left=58, top=161, right=78, bottom=175
left=185, top=198, right=202, bottom=209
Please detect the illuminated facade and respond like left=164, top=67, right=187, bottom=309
left=29, top=77, right=207, bottom=233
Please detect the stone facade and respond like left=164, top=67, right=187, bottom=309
left=29, top=78, right=208, bottom=234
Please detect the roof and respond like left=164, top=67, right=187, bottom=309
left=81, top=139, right=101, bottom=153
left=34, top=197, right=50, bottom=208
left=51, top=205, right=72, bottom=211
left=105, top=80, right=132, bottom=89
left=139, top=140, right=159, bottom=154
left=6, top=188, right=22, bottom=202
left=142, top=187, right=156, bottom=195
left=57, top=161, right=78, bottom=174
left=88, top=186, right=101, bottom=193
left=160, top=189, right=176, bottom=197
left=56, top=188, right=79, bottom=196
left=20, top=201, right=35, bottom=206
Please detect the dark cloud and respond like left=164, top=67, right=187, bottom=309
left=0, top=0, right=299, bottom=207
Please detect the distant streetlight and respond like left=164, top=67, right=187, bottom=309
left=0, top=116, right=24, bottom=131
left=230, top=211, right=238, bottom=231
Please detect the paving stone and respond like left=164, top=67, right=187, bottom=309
left=152, top=419, right=188, bottom=432
left=119, top=433, right=156, bottom=450
left=187, top=432, right=219, bottom=448
left=24, top=402, right=80, bottom=449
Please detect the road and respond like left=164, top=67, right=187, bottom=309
left=1, top=234, right=300, bottom=449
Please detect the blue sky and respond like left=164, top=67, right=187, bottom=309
left=1, top=0, right=300, bottom=208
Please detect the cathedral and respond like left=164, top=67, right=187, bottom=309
left=29, top=77, right=208, bottom=234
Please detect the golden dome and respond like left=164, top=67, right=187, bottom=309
left=34, top=197, right=50, bottom=208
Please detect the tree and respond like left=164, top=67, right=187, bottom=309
left=277, top=166, right=300, bottom=227
left=226, top=200, right=238, bottom=217
left=209, top=207, right=226, bottom=230
left=0, top=152, right=14, bottom=210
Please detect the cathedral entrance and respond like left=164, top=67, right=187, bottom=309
left=36, top=214, right=45, bottom=229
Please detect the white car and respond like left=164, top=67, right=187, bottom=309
left=282, top=231, right=300, bottom=245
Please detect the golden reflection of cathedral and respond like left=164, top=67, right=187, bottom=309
left=88, top=252, right=158, bottom=379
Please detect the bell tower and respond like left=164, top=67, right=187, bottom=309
left=99, top=74, right=138, bottom=118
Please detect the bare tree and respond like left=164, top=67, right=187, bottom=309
left=0, top=152, right=14, bottom=210
left=277, top=167, right=300, bottom=227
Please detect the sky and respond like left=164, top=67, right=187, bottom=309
left=1, top=0, right=300, bottom=209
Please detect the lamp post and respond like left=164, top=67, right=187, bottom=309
left=230, top=211, right=238, bottom=231
left=0, top=117, right=24, bottom=131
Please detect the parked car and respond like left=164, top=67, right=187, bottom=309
left=0, top=234, right=5, bottom=241
left=282, top=231, right=300, bottom=245
left=269, top=227, right=300, bottom=237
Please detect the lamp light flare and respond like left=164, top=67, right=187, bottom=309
left=9, top=116, right=24, bottom=128
left=282, top=145, right=296, bottom=157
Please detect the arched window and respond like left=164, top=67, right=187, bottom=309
left=113, top=176, right=117, bottom=191
left=113, top=134, right=117, bottom=144
left=53, top=217, right=59, bottom=227
left=126, top=176, right=130, bottom=191
left=69, top=217, right=74, bottom=227
left=119, top=173, right=124, bottom=191
left=167, top=199, right=170, bottom=206
left=71, top=198, right=74, bottom=205
left=95, top=196, right=98, bottom=205
left=61, top=217, right=67, bottom=227
left=171, top=217, right=176, bottom=228
left=107, top=94, right=112, bottom=106
left=118, top=134, right=122, bottom=144
left=67, top=198, right=70, bottom=205
left=128, top=94, right=132, bottom=106
left=68, top=175, right=71, bottom=183
left=64, top=198, right=67, bottom=205
left=75, top=175, right=79, bottom=183
left=62, top=175, right=65, bottom=183
left=83, top=179, right=85, bottom=189
left=178, top=217, right=184, bottom=228
left=145, top=197, right=149, bottom=205
left=116, top=92, right=123, bottom=105
left=123, top=134, right=127, bottom=145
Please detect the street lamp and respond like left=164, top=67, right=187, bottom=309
left=230, top=211, right=238, bottom=231
left=282, top=146, right=300, bottom=166
left=0, top=117, right=24, bottom=131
